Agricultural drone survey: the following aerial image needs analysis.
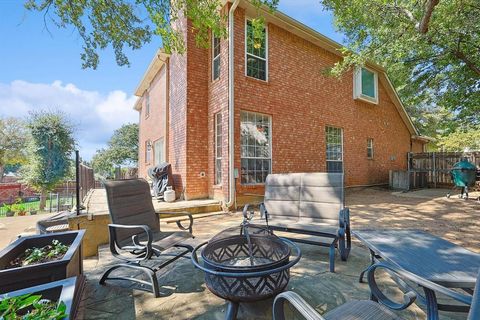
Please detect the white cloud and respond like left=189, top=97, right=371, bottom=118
left=0, top=80, right=138, bottom=160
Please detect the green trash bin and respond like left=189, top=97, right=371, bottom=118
left=447, top=159, right=477, bottom=199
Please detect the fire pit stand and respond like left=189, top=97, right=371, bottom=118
left=191, top=214, right=301, bottom=320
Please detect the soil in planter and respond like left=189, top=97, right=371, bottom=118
left=6, top=240, right=69, bottom=269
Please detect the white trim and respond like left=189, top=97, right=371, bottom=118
left=214, top=112, right=223, bottom=185
left=244, top=18, right=268, bottom=82
left=212, top=34, right=221, bottom=81
left=226, top=0, right=240, bottom=208
left=354, top=66, right=379, bottom=104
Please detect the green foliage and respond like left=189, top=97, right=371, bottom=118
left=0, top=118, right=28, bottom=181
left=320, top=0, right=480, bottom=127
left=21, top=111, right=76, bottom=193
left=23, top=240, right=69, bottom=266
left=436, top=128, right=480, bottom=152
left=0, top=293, right=67, bottom=320
left=10, top=203, right=27, bottom=215
left=91, top=123, right=138, bottom=177
left=2, top=203, right=13, bottom=213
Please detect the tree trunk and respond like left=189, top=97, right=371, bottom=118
left=39, top=189, right=47, bottom=211
left=0, top=165, right=4, bottom=183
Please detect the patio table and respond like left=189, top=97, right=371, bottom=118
left=353, top=229, right=480, bottom=319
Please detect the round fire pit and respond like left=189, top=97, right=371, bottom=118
left=191, top=220, right=301, bottom=320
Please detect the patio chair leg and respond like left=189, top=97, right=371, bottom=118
left=99, top=263, right=160, bottom=297
left=329, top=242, right=336, bottom=273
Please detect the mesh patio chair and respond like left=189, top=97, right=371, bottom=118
left=99, top=179, right=194, bottom=297
left=273, top=264, right=479, bottom=320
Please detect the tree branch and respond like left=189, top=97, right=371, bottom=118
left=418, top=0, right=440, bottom=34
left=452, top=49, right=480, bottom=76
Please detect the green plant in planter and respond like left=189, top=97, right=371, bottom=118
left=11, top=203, right=27, bottom=217
left=23, top=240, right=68, bottom=266
left=0, top=293, right=67, bottom=319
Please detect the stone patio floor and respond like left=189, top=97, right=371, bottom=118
left=78, top=187, right=479, bottom=320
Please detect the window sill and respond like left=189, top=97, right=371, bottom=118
left=245, top=75, right=269, bottom=85
left=212, top=77, right=221, bottom=84
left=240, top=183, right=266, bottom=188
left=213, top=184, right=223, bottom=189
left=355, top=94, right=378, bottom=105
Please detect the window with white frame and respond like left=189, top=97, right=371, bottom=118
left=367, top=138, right=374, bottom=159
left=154, top=138, right=165, bottom=166
left=354, top=67, right=378, bottom=104
left=145, top=140, right=152, bottom=163
left=212, top=35, right=221, bottom=81
left=145, top=92, right=150, bottom=117
left=326, top=126, right=343, bottom=173
left=240, top=111, right=271, bottom=184
left=245, top=20, right=267, bottom=81
left=214, top=112, right=222, bottom=185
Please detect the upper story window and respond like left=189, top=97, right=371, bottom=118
left=212, top=35, right=221, bottom=81
left=354, top=67, right=378, bottom=104
left=367, top=138, right=374, bottom=159
left=240, top=111, right=271, bottom=184
left=145, top=92, right=150, bottom=117
left=245, top=20, right=267, bottom=81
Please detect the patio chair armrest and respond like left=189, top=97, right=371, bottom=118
left=367, top=263, right=472, bottom=308
left=157, top=211, right=194, bottom=234
left=242, top=204, right=255, bottom=221
left=273, top=291, right=325, bottom=320
left=339, top=207, right=350, bottom=229
left=259, top=202, right=268, bottom=219
left=108, top=224, right=153, bottom=261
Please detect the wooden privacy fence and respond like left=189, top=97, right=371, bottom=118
left=79, top=163, right=95, bottom=203
left=408, top=152, right=480, bottom=188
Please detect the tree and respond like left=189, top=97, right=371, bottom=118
left=436, top=128, right=480, bottom=152
left=0, top=118, right=28, bottom=182
left=91, top=123, right=139, bottom=178
left=319, top=0, right=480, bottom=127
left=22, top=111, right=76, bottom=210
left=26, top=1, right=479, bottom=130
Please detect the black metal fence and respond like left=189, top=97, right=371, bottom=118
left=0, top=192, right=75, bottom=217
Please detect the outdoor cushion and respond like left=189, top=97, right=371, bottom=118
left=323, top=300, right=402, bottom=320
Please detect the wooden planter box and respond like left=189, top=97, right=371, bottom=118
left=0, top=230, right=85, bottom=294
left=0, top=276, right=85, bottom=320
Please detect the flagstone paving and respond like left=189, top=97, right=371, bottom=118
left=77, top=187, right=478, bottom=320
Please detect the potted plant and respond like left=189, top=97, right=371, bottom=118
left=0, top=230, right=85, bottom=294
left=0, top=276, right=85, bottom=320
left=12, top=203, right=27, bottom=216
left=2, top=204, right=14, bottom=217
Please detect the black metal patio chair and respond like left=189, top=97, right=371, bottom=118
left=99, top=179, right=194, bottom=297
left=273, top=264, right=479, bottom=320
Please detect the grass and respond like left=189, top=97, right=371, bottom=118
left=0, top=197, right=75, bottom=217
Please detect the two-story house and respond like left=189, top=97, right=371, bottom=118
left=134, top=0, right=429, bottom=206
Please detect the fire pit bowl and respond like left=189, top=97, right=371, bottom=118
left=191, top=223, right=301, bottom=320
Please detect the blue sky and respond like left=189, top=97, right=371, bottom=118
left=0, top=0, right=342, bottom=160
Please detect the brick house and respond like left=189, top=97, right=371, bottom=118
left=134, top=0, right=429, bottom=205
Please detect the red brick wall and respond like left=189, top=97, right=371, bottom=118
left=138, top=65, right=168, bottom=180
left=230, top=7, right=414, bottom=197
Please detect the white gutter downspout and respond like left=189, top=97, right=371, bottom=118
left=226, top=0, right=240, bottom=209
